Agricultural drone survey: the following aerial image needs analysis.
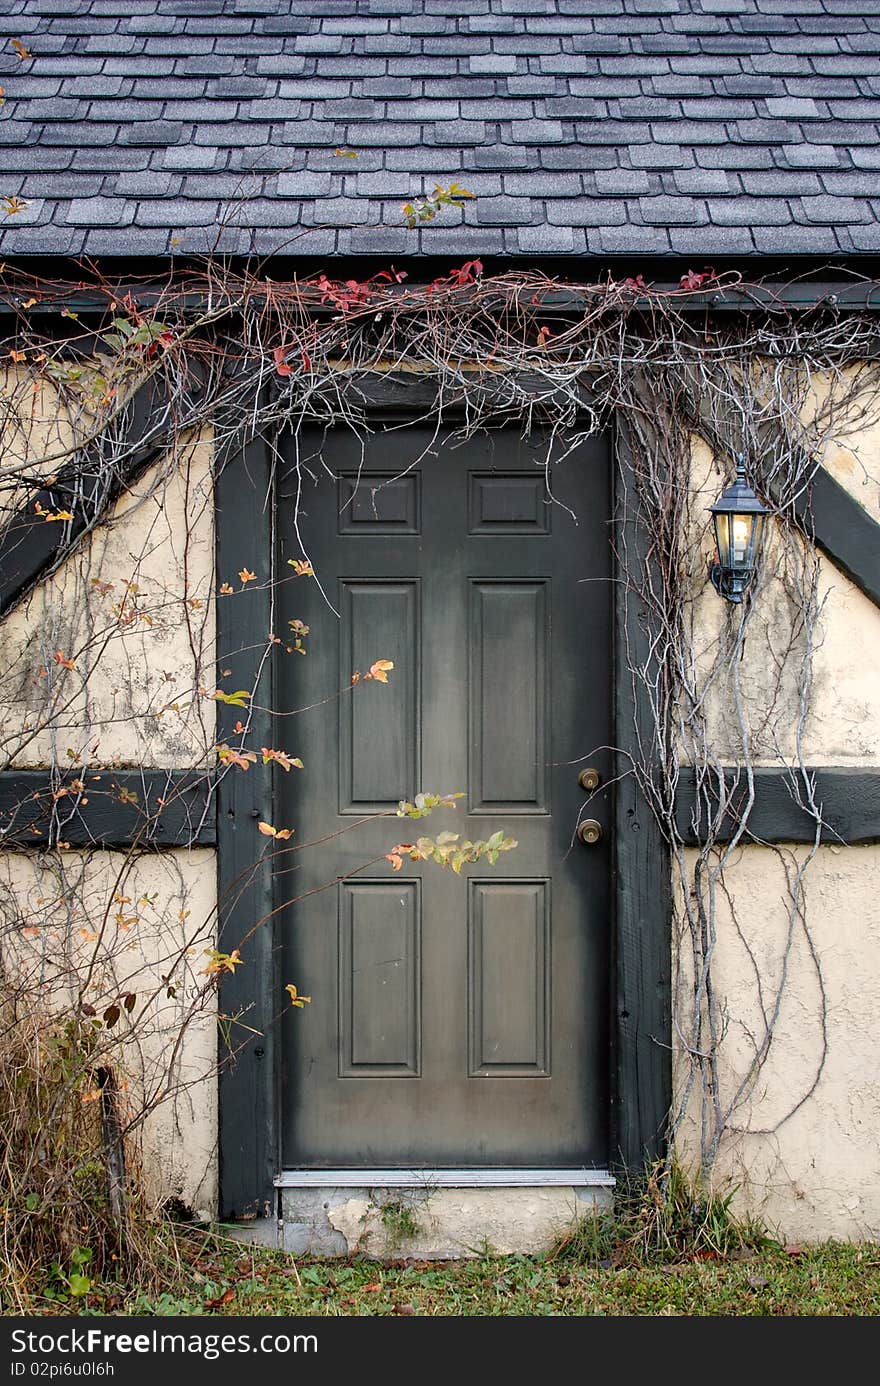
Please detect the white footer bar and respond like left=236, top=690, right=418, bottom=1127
left=275, top=1167, right=615, bottom=1189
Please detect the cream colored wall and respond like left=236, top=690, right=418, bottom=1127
left=688, top=432, right=880, bottom=765
left=0, top=400, right=219, bottom=1214
left=801, top=364, right=880, bottom=526
left=675, top=378, right=880, bottom=1239
left=0, top=434, right=215, bottom=770
left=0, top=847, right=218, bottom=1214
left=674, top=844, right=880, bottom=1241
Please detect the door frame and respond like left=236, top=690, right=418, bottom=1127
left=217, top=383, right=671, bottom=1220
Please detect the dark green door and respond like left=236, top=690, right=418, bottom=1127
left=277, top=426, right=611, bottom=1167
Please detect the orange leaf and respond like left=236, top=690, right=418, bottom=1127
left=10, top=39, right=32, bottom=60
left=8, top=348, right=25, bottom=362
left=287, top=558, right=313, bottom=576
left=238, top=568, right=256, bottom=584
left=368, top=659, right=394, bottom=683
left=219, top=582, right=233, bottom=594
left=258, top=821, right=294, bottom=840
left=53, top=650, right=75, bottom=671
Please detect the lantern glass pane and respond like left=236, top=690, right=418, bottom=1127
left=731, top=513, right=752, bottom=566
left=750, top=513, right=766, bottom=562
left=713, top=511, right=731, bottom=567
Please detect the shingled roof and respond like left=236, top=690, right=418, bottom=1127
left=1, top=0, right=879, bottom=262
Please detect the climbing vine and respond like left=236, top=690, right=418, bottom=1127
left=1, top=255, right=879, bottom=1297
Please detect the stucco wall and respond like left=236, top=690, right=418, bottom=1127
left=674, top=844, right=880, bottom=1241
left=0, top=846, right=217, bottom=1214
left=0, top=434, right=215, bottom=770
left=674, top=381, right=880, bottom=1238
left=0, top=405, right=218, bottom=1215
left=688, top=431, right=880, bottom=766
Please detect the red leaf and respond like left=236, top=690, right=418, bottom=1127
left=273, top=346, right=293, bottom=377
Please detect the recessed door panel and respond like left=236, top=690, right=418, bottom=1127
left=468, top=879, right=550, bottom=1076
left=339, top=580, right=419, bottom=812
left=338, top=881, right=421, bottom=1077
left=469, top=581, right=548, bottom=814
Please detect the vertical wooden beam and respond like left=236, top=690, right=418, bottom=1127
left=611, top=420, right=672, bottom=1171
left=215, top=423, right=277, bottom=1223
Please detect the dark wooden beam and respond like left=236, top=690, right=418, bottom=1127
left=215, top=423, right=278, bottom=1224
left=612, top=420, right=673, bottom=1172
left=0, top=769, right=215, bottom=848
left=675, top=766, right=880, bottom=846
left=795, top=465, right=880, bottom=611
left=6, top=274, right=880, bottom=318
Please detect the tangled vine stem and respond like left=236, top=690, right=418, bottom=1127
left=2, top=259, right=880, bottom=1187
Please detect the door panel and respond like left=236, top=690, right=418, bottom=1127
left=277, top=426, right=611, bottom=1167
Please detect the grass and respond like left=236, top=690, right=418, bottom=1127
left=6, top=1151, right=879, bottom=1317
left=15, top=1231, right=879, bottom=1318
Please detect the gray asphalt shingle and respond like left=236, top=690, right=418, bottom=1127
left=0, top=0, right=877, bottom=258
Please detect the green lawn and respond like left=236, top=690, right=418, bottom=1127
left=105, top=1238, right=880, bottom=1317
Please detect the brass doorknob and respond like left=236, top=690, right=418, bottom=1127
left=576, top=819, right=603, bottom=847
left=578, top=767, right=601, bottom=791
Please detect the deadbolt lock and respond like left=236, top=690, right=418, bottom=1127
left=576, top=818, right=604, bottom=847
left=578, top=767, right=601, bottom=792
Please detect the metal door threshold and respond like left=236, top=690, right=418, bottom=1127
left=275, top=1168, right=615, bottom=1188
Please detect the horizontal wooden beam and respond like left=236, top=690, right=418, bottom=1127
left=0, top=769, right=215, bottom=848
left=675, top=766, right=880, bottom=846
left=4, top=276, right=880, bottom=319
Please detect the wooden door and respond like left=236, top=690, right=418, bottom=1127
left=276, top=425, right=611, bottom=1167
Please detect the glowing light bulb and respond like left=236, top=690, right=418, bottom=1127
left=732, top=516, right=749, bottom=562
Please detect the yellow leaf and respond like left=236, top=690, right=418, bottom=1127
left=285, top=984, right=311, bottom=1008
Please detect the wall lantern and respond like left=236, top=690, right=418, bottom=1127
left=708, top=454, right=770, bottom=605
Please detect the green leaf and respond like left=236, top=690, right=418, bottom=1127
left=67, top=1273, right=91, bottom=1297
left=25, top=1192, right=38, bottom=1211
